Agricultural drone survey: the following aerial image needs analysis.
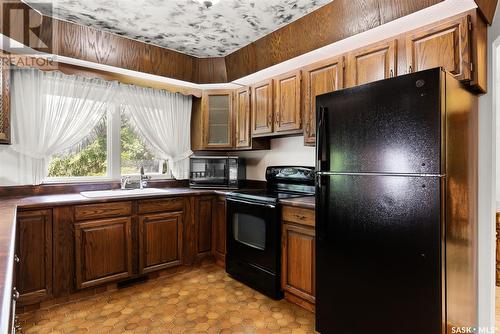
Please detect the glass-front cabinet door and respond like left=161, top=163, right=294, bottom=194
left=202, top=90, right=233, bottom=149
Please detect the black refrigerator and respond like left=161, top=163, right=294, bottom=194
left=315, top=68, right=478, bottom=334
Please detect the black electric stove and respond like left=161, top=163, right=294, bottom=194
left=225, top=166, right=315, bottom=299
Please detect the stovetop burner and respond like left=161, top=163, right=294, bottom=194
left=226, top=166, right=316, bottom=204
left=227, top=189, right=309, bottom=203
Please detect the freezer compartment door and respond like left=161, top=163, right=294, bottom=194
left=316, top=68, right=442, bottom=174
left=315, top=174, right=442, bottom=334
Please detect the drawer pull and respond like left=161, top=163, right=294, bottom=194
left=14, top=255, right=19, bottom=263
left=12, top=287, right=19, bottom=301
left=295, top=214, right=306, bottom=220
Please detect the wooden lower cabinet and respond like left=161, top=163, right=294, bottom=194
left=139, top=212, right=183, bottom=274
left=74, top=217, right=133, bottom=289
left=195, top=196, right=214, bottom=258
left=281, top=206, right=315, bottom=312
left=212, top=196, right=226, bottom=266
left=16, top=210, right=53, bottom=305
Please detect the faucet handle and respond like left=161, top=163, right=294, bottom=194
left=120, top=176, right=130, bottom=189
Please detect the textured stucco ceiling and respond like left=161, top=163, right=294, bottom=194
left=25, top=0, right=333, bottom=57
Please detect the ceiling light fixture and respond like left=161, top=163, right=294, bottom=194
left=195, top=0, right=221, bottom=8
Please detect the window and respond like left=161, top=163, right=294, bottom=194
left=46, top=106, right=171, bottom=182
left=47, top=117, right=108, bottom=178
left=120, top=115, right=168, bottom=176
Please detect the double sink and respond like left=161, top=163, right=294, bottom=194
left=80, top=188, right=172, bottom=199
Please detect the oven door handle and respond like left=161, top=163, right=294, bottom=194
left=227, top=198, right=276, bottom=209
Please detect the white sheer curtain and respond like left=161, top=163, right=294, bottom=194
left=8, top=68, right=116, bottom=184
left=120, top=84, right=192, bottom=179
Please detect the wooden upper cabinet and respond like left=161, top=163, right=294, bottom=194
left=251, top=79, right=274, bottom=136
left=74, top=217, right=133, bottom=289
left=346, top=40, right=396, bottom=88
left=16, top=210, right=52, bottom=304
left=202, top=90, right=234, bottom=149
left=274, top=70, right=302, bottom=133
left=139, top=212, right=183, bottom=274
left=406, top=14, right=471, bottom=81
left=234, top=87, right=251, bottom=148
left=302, top=57, right=344, bottom=146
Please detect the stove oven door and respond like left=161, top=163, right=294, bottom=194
left=226, top=198, right=282, bottom=299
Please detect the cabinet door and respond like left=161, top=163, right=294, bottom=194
left=275, top=70, right=302, bottom=133
left=212, top=197, right=226, bottom=266
left=16, top=210, right=52, bottom=304
left=282, top=223, right=315, bottom=309
left=139, top=212, right=183, bottom=274
left=251, top=79, right=274, bottom=136
left=234, top=87, right=251, bottom=148
left=346, top=39, right=396, bottom=87
left=74, top=217, right=132, bottom=289
left=202, top=90, right=233, bottom=149
left=302, top=57, right=344, bottom=146
left=196, top=196, right=213, bottom=257
left=406, top=15, right=471, bottom=81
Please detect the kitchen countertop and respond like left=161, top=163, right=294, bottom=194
left=0, top=187, right=315, bottom=332
left=0, top=187, right=233, bottom=333
left=279, top=196, right=315, bottom=210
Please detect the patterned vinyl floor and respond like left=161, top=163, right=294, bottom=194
left=18, top=264, right=315, bottom=333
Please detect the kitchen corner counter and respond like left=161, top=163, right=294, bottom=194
left=279, top=196, right=315, bottom=210
left=0, top=198, right=18, bottom=334
left=0, top=186, right=238, bottom=333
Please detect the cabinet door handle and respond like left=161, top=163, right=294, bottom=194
left=12, top=287, right=19, bottom=301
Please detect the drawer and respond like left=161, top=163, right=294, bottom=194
left=282, top=206, right=315, bottom=227
left=75, top=201, right=132, bottom=221
left=138, top=197, right=184, bottom=214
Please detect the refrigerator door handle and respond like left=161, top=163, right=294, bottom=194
left=316, top=173, right=328, bottom=241
left=316, top=106, right=327, bottom=172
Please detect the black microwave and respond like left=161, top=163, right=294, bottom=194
left=189, top=156, right=245, bottom=189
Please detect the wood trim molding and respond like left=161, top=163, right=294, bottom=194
left=0, top=1, right=222, bottom=85
left=224, top=0, right=444, bottom=81
left=0, top=53, right=10, bottom=144
left=3, top=0, right=448, bottom=85
left=474, top=0, right=499, bottom=24
left=5, top=54, right=202, bottom=97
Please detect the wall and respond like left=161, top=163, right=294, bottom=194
left=237, top=136, right=315, bottom=181
left=478, top=4, right=499, bottom=329
left=0, top=147, right=36, bottom=186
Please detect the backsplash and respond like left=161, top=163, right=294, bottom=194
left=236, top=136, right=315, bottom=181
